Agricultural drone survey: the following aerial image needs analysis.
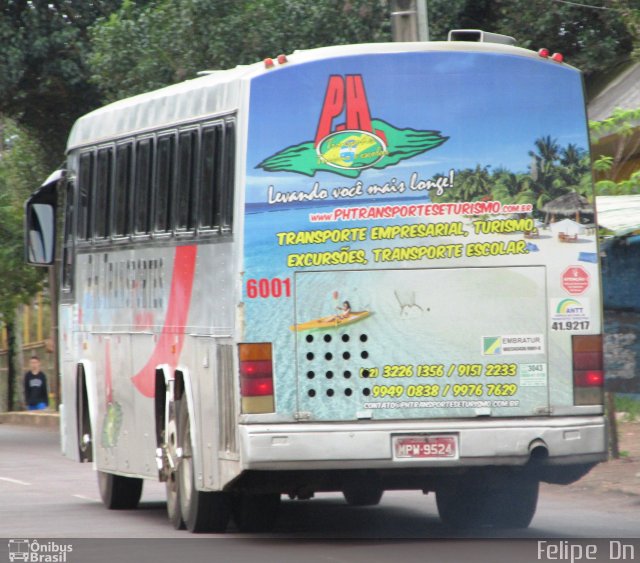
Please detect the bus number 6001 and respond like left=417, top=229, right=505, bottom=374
left=246, top=278, right=292, bottom=299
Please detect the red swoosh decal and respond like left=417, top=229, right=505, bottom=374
left=131, top=245, right=198, bottom=398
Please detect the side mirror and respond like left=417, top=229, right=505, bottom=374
left=26, top=202, right=56, bottom=265
left=25, top=169, right=63, bottom=266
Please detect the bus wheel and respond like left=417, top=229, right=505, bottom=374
left=436, top=475, right=539, bottom=529
left=177, top=400, right=231, bottom=533
left=97, top=471, right=143, bottom=510
left=343, top=487, right=383, bottom=506
left=164, top=401, right=185, bottom=530
left=484, top=476, right=539, bottom=528
left=76, top=369, right=93, bottom=462
left=232, top=493, right=281, bottom=532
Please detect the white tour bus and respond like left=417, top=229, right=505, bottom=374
left=26, top=30, right=606, bottom=532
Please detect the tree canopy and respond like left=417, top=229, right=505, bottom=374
left=1, top=0, right=638, bottom=165
left=0, top=121, right=48, bottom=324
left=87, top=0, right=392, bottom=102
left=86, top=0, right=638, bottom=103
left=0, top=1, right=122, bottom=167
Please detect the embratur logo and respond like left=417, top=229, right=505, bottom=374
left=483, top=336, right=502, bottom=356
left=8, top=540, right=73, bottom=563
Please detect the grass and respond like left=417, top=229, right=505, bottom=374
left=614, top=394, right=640, bottom=422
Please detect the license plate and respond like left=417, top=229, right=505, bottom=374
left=393, top=435, right=458, bottom=459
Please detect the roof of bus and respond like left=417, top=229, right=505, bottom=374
left=66, top=41, right=570, bottom=151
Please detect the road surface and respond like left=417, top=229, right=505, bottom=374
left=1, top=424, right=638, bottom=562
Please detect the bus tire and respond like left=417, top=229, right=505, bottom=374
left=436, top=482, right=485, bottom=529
left=343, top=487, right=383, bottom=506
left=177, top=400, right=231, bottom=533
left=436, top=475, right=539, bottom=529
left=485, top=476, right=539, bottom=529
left=232, top=493, right=281, bottom=532
left=76, top=368, right=93, bottom=463
left=165, top=400, right=185, bottom=530
left=97, top=471, right=143, bottom=510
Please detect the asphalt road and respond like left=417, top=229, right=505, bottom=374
left=1, top=424, right=638, bottom=562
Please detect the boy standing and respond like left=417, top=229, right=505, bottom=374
left=23, top=356, right=48, bottom=410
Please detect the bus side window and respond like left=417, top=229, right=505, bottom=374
left=113, top=143, right=133, bottom=237
left=221, top=119, right=235, bottom=232
left=199, top=124, right=222, bottom=231
left=155, top=134, right=175, bottom=233
left=94, top=147, right=113, bottom=239
left=77, top=152, right=94, bottom=241
left=176, top=130, right=197, bottom=232
left=134, top=138, right=153, bottom=234
left=62, top=180, right=74, bottom=291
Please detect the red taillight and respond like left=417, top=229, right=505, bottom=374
left=538, top=48, right=550, bottom=58
left=551, top=52, right=564, bottom=63
left=264, top=58, right=275, bottom=69
left=240, top=377, right=274, bottom=397
left=277, top=54, right=288, bottom=65
left=572, top=335, right=604, bottom=405
left=573, top=351, right=602, bottom=371
left=239, top=343, right=275, bottom=412
left=574, top=370, right=604, bottom=387
left=240, top=359, right=272, bottom=377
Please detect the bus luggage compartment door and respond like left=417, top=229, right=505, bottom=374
left=292, top=266, right=550, bottom=421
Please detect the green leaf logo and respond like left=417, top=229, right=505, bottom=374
left=257, top=119, right=448, bottom=178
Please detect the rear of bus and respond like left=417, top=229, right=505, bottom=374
left=237, top=38, right=606, bottom=527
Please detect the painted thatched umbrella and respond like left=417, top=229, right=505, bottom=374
left=542, top=191, right=594, bottom=223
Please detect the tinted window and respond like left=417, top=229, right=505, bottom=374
left=134, top=138, right=153, bottom=234
left=62, top=181, right=74, bottom=290
left=199, top=125, right=221, bottom=230
left=113, top=143, right=132, bottom=236
left=155, top=135, right=175, bottom=232
left=95, top=147, right=113, bottom=239
left=77, top=152, right=94, bottom=240
left=221, top=120, right=235, bottom=231
left=198, top=120, right=235, bottom=232
left=176, top=130, right=197, bottom=231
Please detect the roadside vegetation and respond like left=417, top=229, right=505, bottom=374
left=614, top=394, right=640, bottom=422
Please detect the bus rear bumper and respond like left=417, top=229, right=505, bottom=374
left=238, top=416, right=607, bottom=470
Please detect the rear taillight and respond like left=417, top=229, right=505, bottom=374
left=239, top=343, right=275, bottom=414
left=572, top=335, right=604, bottom=405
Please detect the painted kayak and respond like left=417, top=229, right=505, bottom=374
left=291, top=311, right=371, bottom=332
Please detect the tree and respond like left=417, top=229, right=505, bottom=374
left=590, top=107, right=640, bottom=182
left=0, top=1, right=122, bottom=168
left=0, top=120, right=48, bottom=410
left=88, top=0, right=391, bottom=102
left=429, top=0, right=635, bottom=77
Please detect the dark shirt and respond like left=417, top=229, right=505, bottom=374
left=24, top=371, right=48, bottom=407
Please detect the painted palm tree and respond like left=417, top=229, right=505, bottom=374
left=459, top=164, right=491, bottom=201
left=558, top=144, right=591, bottom=195
left=492, top=169, right=532, bottom=203
left=529, top=135, right=561, bottom=183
